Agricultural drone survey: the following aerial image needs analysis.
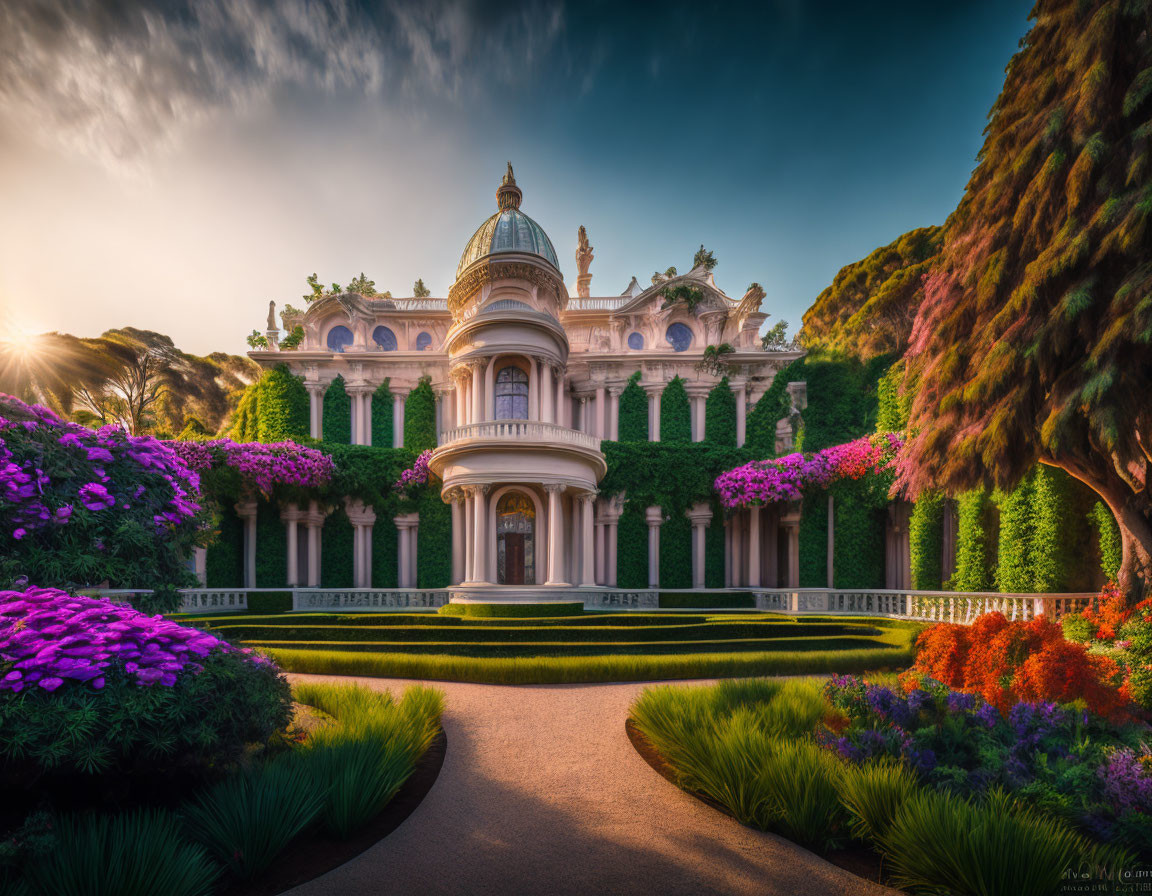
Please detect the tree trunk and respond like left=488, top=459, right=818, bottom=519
left=1046, top=458, right=1152, bottom=603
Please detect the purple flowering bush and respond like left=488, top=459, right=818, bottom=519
left=0, top=394, right=203, bottom=611
left=0, top=587, right=291, bottom=784
left=821, top=674, right=1152, bottom=858
left=392, top=449, right=433, bottom=497
left=168, top=437, right=334, bottom=497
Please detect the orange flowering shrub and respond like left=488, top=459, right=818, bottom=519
left=906, top=612, right=1129, bottom=719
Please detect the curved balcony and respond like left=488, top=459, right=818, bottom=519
left=438, top=420, right=601, bottom=452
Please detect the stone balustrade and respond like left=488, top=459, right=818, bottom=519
left=292, top=588, right=449, bottom=611
left=178, top=589, right=250, bottom=613
left=751, top=588, right=1095, bottom=622
left=438, top=420, right=602, bottom=452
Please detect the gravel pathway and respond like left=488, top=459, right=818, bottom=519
left=284, top=674, right=900, bottom=896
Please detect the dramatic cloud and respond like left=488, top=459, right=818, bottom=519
left=0, top=0, right=565, bottom=165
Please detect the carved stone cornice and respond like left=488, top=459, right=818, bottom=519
left=449, top=258, right=567, bottom=317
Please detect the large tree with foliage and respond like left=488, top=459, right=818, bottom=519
left=801, top=226, right=942, bottom=361
left=898, top=0, right=1152, bottom=600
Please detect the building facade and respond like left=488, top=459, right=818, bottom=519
left=247, top=166, right=804, bottom=598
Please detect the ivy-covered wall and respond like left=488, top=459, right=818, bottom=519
left=205, top=504, right=243, bottom=587
left=618, top=372, right=646, bottom=442
left=705, top=376, right=736, bottom=446
left=226, top=364, right=309, bottom=442
left=371, top=512, right=398, bottom=588
left=323, top=376, right=352, bottom=445
left=321, top=506, right=354, bottom=588
left=617, top=502, right=648, bottom=588
left=875, top=359, right=910, bottom=433
left=371, top=380, right=393, bottom=448
left=660, top=376, right=691, bottom=443
left=745, top=358, right=803, bottom=455
left=1091, top=501, right=1122, bottom=581
left=404, top=376, right=437, bottom=452
left=951, top=487, right=997, bottom=591
left=417, top=484, right=452, bottom=588
left=255, top=500, right=287, bottom=588
left=659, top=509, right=692, bottom=588
left=705, top=499, right=726, bottom=587
left=909, top=492, right=945, bottom=590
left=798, top=492, right=828, bottom=587
left=831, top=478, right=887, bottom=588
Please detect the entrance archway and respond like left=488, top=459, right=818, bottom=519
left=496, top=491, right=536, bottom=585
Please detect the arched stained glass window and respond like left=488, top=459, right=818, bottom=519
left=494, top=366, right=529, bottom=420
left=665, top=322, right=693, bottom=352
left=326, top=325, right=354, bottom=353
left=415, top=332, right=432, bottom=351
left=373, top=326, right=398, bottom=351
left=627, top=332, right=645, bottom=350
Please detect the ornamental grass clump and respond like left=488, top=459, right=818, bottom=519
left=879, top=788, right=1128, bottom=896
left=181, top=753, right=327, bottom=881
left=0, top=587, right=291, bottom=782
left=21, top=809, right=218, bottom=896
left=836, top=759, right=919, bottom=843
left=293, top=682, right=444, bottom=839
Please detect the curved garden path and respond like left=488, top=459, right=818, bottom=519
left=285, top=674, right=900, bottom=896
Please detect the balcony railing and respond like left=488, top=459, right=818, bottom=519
left=437, top=420, right=602, bottom=452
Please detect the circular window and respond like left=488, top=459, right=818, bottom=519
left=627, top=332, right=645, bottom=350
left=665, top=322, right=693, bottom=352
left=415, top=332, right=432, bottom=351
left=326, top=325, right=354, bottom=353
left=372, top=326, right=397, bottom=351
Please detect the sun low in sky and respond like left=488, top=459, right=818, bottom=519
left=0, top=0, right=1030, bottom=355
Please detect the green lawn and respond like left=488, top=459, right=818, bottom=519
left=186, top=611, right=921, bottom=685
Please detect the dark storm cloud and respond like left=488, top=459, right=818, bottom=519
left=0, top=0, right=565, bottom=162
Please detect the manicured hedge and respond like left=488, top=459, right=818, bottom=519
left=371, top=379, right=393, bottom=448
left=618, top=371, right=647, bottom=442
left=371, top=512, right=398, bottom=588
left=617, top=502, right=649, bottom=588
left=209, top=621, right=878, bottom=644
left=705, top=501, right=726, bottom=588
left=705, top=376, right=736, bottom=446
left=438, top=602, right=584, bottom=618
left=246, top=591, right=293, bottom=614
left=256, top=364, right=310, bottom=442
left=659, top=509, right=692, bottom=589
left=197, top=612, right=765, bottom=628
left=322, top=375, right=352, bottom=445
left=659, top=591, right=755, bottom=609
left=416, top=484, right=452, bottom=588
left=660, top=376, right=691, bottom=443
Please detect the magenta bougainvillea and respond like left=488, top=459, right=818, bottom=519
left=713, top=432, right=903, bottom=509
left=0, top=587, right=266, bottom=692
left=169, top=438, right=335, bottom=495
left=393, top=449, right=433, bottom=496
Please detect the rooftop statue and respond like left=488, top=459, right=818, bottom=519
left=576, top=225, right=594, bottom=298
left=267, top=300, right=276, bottom=330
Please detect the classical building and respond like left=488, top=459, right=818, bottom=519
left=247, top=166, right=804, bottom=599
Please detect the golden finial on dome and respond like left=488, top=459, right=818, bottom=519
left=496, top=162, right=522, bottom=210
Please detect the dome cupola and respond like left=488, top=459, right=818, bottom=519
left=456, top=163, right=560, bottom=279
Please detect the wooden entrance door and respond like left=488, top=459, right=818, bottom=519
left=504, top=533, right=526, bottom=585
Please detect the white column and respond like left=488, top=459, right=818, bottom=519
left=393, top=393, right=404, bottom=448
left=364, top=390, right=373, bottom=446
left=690, top=393, right=706, bottom=442
left=733, top=378, right=748, bottom=447
left=541, top=363, right=554, bottom=424
left=687, top=503, right=711, bottom=589
left=580, top=494, right=595, bottom=586
left=608, top=386, right=621, bottom=441
left=732, top=511, right=743, bottom=588
left=282, top=503, right=300, bottom=587
left=470, top=362, right=483, bottom=426
left=451, top=495, right=465, bottom=585
left=528, top=359, right=540, bottom=422
left=594, top=386, right=606, bottom=438
left=545, top=485, right=568, bottom=586
left=236, top=502, right=258, bottom=588
left=557, top=374, right=568, bottom=427
left=411, top=518, right=419, bottom=587
left=397, top=521, right=409, bottom=588
left=484, top=357, right=496, bottom=423
left=646, top=386, right=661, bottom=442
left=463, top=493, right=474, bottom=584
left=608, top=521, right=619, bottom=587
left=455, top=377, right=466, bottom=430
left=645, top=506, right=663, bottom=589
left=307, top=385, right=324, bottom=439
left=305, top=501, right=324, bottom=588
left=472, top=487, right=488, bottom=583
left=594, top=520, right=606, bottom=585
left=749, top=504, right=762, bottom=588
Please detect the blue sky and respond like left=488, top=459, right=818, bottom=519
left=0, top=0, right=1032, bottom=354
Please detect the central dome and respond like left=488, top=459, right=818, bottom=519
left=456, top=164, right=560, bottom=279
